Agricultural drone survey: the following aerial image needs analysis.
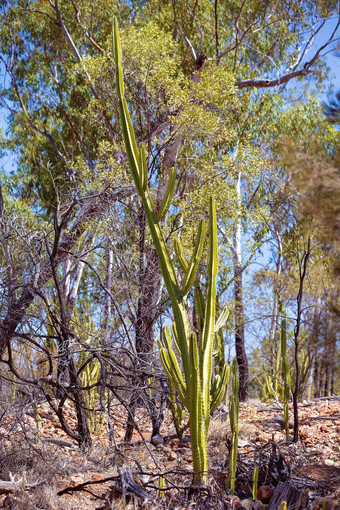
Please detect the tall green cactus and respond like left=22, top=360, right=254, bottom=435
left=113, top=19, right=229, bottom=485
left=229, top=358, right=239, bottom=495
left=281, top=318, right=290, bottom=440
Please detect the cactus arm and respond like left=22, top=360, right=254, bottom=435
left=139, top=144, right=149, bottom=191
left=113, top=19, right=140, bottom=182
left=158, top=327, right=187, bottom=402
left=171, top=322, right=181, bottom=358
left=113, top=19, right=193, bottom=377
left=158, top=168, right=177, bottom=219
left=210, top=363, right=230, bottom=414
left=159, top=346, right=187, bottom=405
left=194, top=287, right=205, bottom=338
left=201, top=196, right=218, bottom=435
left=274, top=335, right=281, bottom=397
left=214, top=304, right=230, bottom=333
left=201, top=196, right=218, bottom=353
left=174, top=238, right=189, bottom=272
left=181, top=218, right=205, bottom=296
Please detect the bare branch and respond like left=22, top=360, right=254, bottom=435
left=236, top=18, right=340, bottom=89
left=0, top=186, right=135, bottom=356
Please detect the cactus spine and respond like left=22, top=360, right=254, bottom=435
left=113, top=18, right=229, bottom=485
left=229, top=358, right=239, bottom=495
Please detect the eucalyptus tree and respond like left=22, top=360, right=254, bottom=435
left=0, top=0, right=338, bottom=417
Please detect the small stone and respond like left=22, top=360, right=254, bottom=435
left=240, top=499, right=254, bottom=509
left=178, top=441, right=190, bottom=448
left=324, top=459, right=336, bottom=466
left=257, top=486, right=274, bottom=504
left=91, top=473, right=103, bottom=482
left=151, top=434, right=164, bottom=446
left=69, top=474, right=84, bottom=485
left=254, top=502, right=266, bottom=510
left=238, top=439, right=250, bottom=447
left=320, top=424, right=329, bottom=433
left=227, top=495, right=241, bottom=508
left=168, top=451, right=177, bottom=461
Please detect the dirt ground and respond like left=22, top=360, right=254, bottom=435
left=0, top=397, right=339, bottom=509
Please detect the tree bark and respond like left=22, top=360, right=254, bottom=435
left=292, top=236, right=311, bottom=442
left=124, top=137, right=180, bottom=441
left=124, top=211, right=163, bottom=442
left=233, top=171, right=248, bottom=401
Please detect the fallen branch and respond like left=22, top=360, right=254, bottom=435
left=41, top=438, right=75, bottom=447
left=267, top=481, right=309, bottom=510
left=300, top=414, right=340, bottom=423
left=113, top=467, right=155, bottom=502
left=0, top=475, right=46, bottom=494
left=57, top=475, right=117, bottom=496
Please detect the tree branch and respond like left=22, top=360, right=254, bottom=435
left=0, top=186, right=135, bottom=357
left=235, top=67, right=312, bottom=88
left=236, top=19, right=340, bottom=89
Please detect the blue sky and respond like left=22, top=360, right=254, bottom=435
left=1, top=13, right=339, bottom=174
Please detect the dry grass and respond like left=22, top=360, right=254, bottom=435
left=0, top=441, right=92, bottom=509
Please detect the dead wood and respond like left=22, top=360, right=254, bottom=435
left=300, top=415, right=340, bottom=423
left=112, top=466, right=155, bottom=503
left=267, top=481, right=309, bottom=510
left=57, top=475, right=117, bottom=496
left=41, top=438, right=75, bottom=447
left=0, top=477, right=46, bottom=495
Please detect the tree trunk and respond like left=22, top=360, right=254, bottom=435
left=314, top=358, right=320, bottom=398
left=233, top=171, right=248, bottom=401
left=292, top=236, right=311, bottom=442
left=306, top=356, right=314, bottom=401
left=124, top=211, right=164, bottom=442
left=55, top=255, right=92, bottom=449
left=103, top=245, right=113, bottom=337
left=124, top=137, right=180, bottom=441
left=68, top=355, right=92, bottom=450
